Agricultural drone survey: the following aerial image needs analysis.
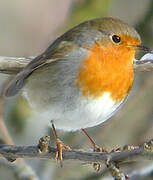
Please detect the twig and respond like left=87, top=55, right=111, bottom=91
left=0, top=98, right=39, bottom=180
left=98, top=162, right=153, bottom=180
left=105, top=159, right=127, bottom=180
left=134, top=59, right=153, bottom=72
left=78, top=162, right=153, bottom=180
left=0, top=99, right=14, bottom=145
left=0, top=56, right=152, bottom=75
left=0, top=159, right=39, bottom=180
left=129, top=162, right=153, bottom=180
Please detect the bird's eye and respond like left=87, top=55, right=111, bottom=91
left=111, top=35, right=121, bottom=43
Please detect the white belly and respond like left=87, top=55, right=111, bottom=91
left=36, top=92, right=123, bottom=131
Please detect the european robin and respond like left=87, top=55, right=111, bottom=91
left=5, top=17, right=151, bottom=166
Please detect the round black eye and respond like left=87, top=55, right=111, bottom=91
left=112, top=35, right=121, bottom=43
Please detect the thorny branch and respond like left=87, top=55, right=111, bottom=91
left=0, top=138, right=153, bottom=179
left=0, top=55, right=152, bottom=75
left=0, top=139, right=153, bottom=166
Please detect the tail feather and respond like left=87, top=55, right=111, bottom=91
left=5, top=53, right=52, bottom=97
left=5, top=70, right=32, bottom=97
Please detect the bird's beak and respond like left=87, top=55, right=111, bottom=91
left=135, top=45, right=152, bottom=53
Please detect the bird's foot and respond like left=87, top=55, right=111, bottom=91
left=51, top=120, right=71, bottom=167
left=81, top=129, right=108, bottom=171
left=55, top=138, right=71, bottom=167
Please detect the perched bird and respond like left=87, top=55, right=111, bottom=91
left=5, top=17, right=150, bottom=166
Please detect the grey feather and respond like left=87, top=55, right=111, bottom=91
left=5, top=69, right=33, bottom=96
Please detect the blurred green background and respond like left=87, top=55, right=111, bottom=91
left=0, top=0, right=153, bottom=179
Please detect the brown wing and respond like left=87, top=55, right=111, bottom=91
left=5, top=40, right=79, bottom=97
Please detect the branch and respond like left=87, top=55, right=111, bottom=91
left=0, top=139, right=153, bottom=165
left=0, top=56, right=32, bottom=74
left=0, top=139, right=152, bottom=180
left=0, top=54, right=153, bottom=75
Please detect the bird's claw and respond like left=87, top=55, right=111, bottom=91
left=55, top=138, right=71, bottom=167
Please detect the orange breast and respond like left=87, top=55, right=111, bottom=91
left=77, top=42, right=136, bottom=101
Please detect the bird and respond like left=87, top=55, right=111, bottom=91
left=5, top=17, right=151, bottom=167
